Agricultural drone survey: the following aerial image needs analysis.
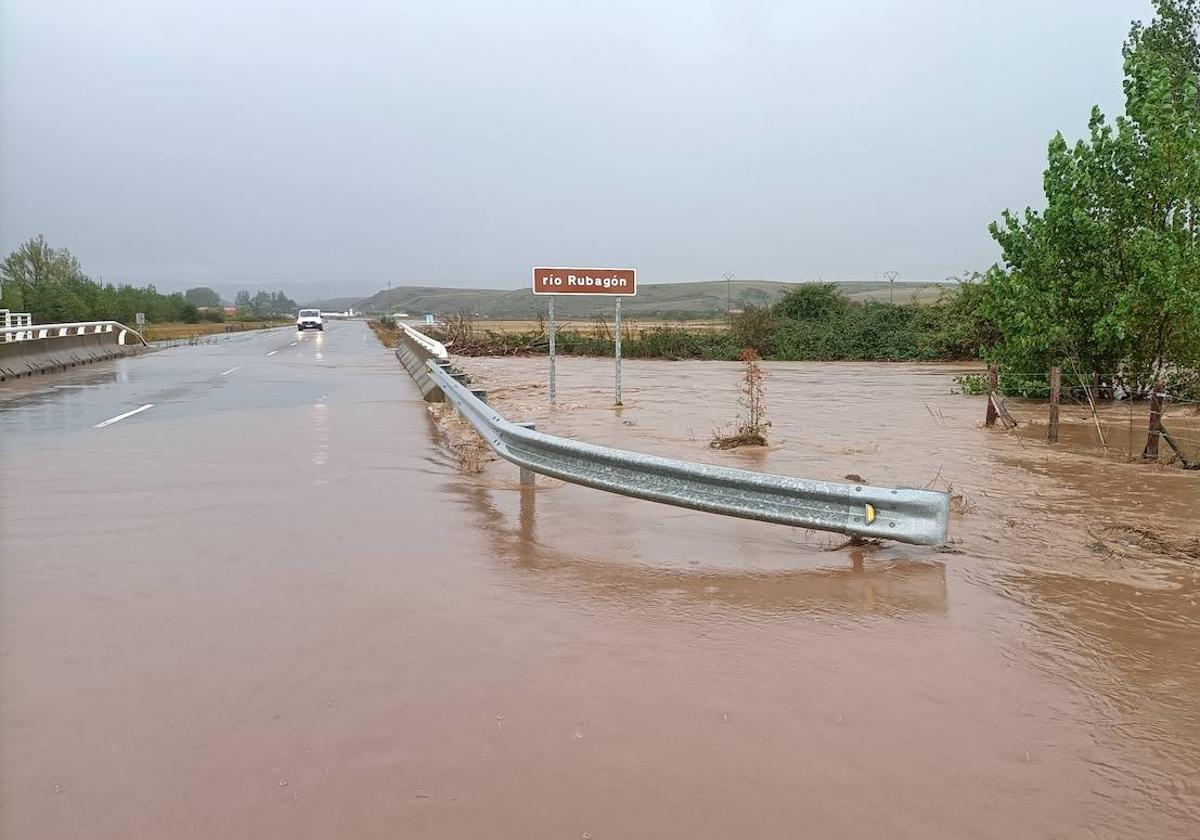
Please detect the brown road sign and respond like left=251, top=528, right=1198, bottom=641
left=532, top=267, right=637, bottom=296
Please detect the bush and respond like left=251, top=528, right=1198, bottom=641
left=730, top=306, right=778, bottom=356
left=772, top=283, right=850, bottom=321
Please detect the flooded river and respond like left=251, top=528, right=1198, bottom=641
left=452, top=355, right=1200, bottom=838
left=2, top=336, right=1197, bottom=838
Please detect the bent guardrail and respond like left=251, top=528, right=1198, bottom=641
left=424, top=359, right=950, bottom=546
left=0, top=320, right=147, bottom=381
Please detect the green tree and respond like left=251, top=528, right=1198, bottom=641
left=1, top=237, right=202, bottom=324
left=184, top=286, right=221, bottom=308
left=1, top=236, right=95, bottom=321
left=985, top=0, right=1200, bottom=381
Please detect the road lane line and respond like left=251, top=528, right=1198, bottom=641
left=266, top=350, right=279, bottom=356
left=219, top=366, right=241, bottom=376
left=290, top=342, right=297, bottom=346
left=95, top=404, right=155, bottom=428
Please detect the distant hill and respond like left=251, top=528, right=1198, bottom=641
left=358, top=279, right=951, bottom=320
left=308, top=296, right=365, bottom=312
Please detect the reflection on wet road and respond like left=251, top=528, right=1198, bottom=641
left=2, top=332, right=1198, bottom=838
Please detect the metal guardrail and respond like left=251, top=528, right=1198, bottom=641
left=424, top=358, right=950, bottom=546
left=0, top=320, right=147, bottom=345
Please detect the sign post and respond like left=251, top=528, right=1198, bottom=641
left=548, top=297, right=556, bottom=404
left=533, top=268, right=637, bottom=407
left=135, top=312, right=145, bottom=329
left=614, top=297, right=622, bottom=406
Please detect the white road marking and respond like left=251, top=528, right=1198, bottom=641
left=95, top=404, right=155, bottom=428
left=266, top=350, right=279, bottom=356
left=219, top=366, right=241, bottom=376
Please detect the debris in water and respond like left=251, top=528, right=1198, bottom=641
left=1090, top=524, right=1200, bottom=563
left=829, top=537, right=882, bottom=551
left=950, top=492, right=972, bottom=515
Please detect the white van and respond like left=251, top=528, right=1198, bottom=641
left=296, top=309, right=324, bottom=331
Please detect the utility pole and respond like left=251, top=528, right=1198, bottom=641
left=722, top=272, right=734, bottom=322
left=883, top=270, right=901, bottom=305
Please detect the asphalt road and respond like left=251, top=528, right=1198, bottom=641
left=0, top=322, right=390, bottom=442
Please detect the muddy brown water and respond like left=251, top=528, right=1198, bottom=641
left=2, top=337, right=1198, bottom=839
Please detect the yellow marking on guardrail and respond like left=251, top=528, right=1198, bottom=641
left=865, top=504, right=877, bottom=524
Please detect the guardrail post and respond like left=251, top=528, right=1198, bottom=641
left=517, top=423, right=536, bottom=486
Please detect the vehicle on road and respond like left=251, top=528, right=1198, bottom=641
left=296, top=309, right=324, bottom=331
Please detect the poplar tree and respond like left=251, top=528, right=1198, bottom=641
left=985, top=0, right=1200, bottom=381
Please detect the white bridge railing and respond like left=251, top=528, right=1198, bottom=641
left=2, top=310, right=33, bottom=342
left=0, top=319, right=147, bottom=346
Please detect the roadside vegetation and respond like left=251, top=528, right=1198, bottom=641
left=0, top=236, right=302, bottom=327
left=429, top=280, right=994, bottom=364
left=368, top=316, right=401, bottom=347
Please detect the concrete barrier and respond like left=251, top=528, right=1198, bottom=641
left=0, top=330, right=143, bottom=381
left=394, top=325, right=448, bottom=401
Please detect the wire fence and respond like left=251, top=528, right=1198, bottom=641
left=978, top=365, right=1200, bottom=469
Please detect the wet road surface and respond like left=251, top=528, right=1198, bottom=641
left=2, top=326, right=1198, bottom=838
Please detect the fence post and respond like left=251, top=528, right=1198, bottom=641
left=517, top=422, right=536, bottom=486
left=985, top=365, right=999, bottom=428
left=1141, top=380, right=1164, bottom=460
left=1048, top=366, right=1061, bottom=443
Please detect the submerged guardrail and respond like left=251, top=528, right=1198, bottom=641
left=419, top=354, right=950, bottom=547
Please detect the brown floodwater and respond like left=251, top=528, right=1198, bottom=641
left=2, top=334, right=1198, bottom=839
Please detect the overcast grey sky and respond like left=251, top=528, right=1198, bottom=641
left=1, top=0, right=1147, bottom=297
